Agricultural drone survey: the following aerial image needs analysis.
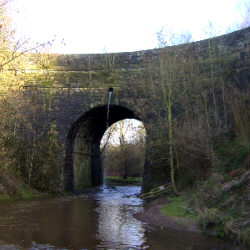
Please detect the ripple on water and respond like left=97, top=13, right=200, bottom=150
left=0, top=185, right=243, bottom=249
left=93, top=185, right=147, bottom=249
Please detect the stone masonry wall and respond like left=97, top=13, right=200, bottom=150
left=18, top=27, right=250, bottom=192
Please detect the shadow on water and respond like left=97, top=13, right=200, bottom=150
left=0, top=185, right=243, bottom=249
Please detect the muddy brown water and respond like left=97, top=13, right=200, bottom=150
left=0, top=186, right=242, bottom=249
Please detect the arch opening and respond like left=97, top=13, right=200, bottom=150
left=64, top=105, right=145, bottom=192
left=101, top=119, right=146, bottom=184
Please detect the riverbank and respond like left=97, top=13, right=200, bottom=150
left=104, top=176, right=142, bottom=185
left=134, top=135, right=250, bottom=248
left=0, top=171, right=45, bottom=202
left=134, top=197, right=202, bottom=233
left=1, top=185, right=237, bottom=249
left=134, top=169, right=250, bottom=248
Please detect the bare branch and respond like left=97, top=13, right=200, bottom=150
left=0, top=0, right=12, bottom=8
left=0, top=42, right=46, bottom=70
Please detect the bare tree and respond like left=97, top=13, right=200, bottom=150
left=101, top=119, right=146, bottom=178
left=156, top=28, right=193, bottom=195
left=239, top=0, right=250, bottom=29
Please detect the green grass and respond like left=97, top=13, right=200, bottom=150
left=0, top=194, right=12, bottom=202
left=20, top=190, right=40, bottom=199
left=104, top=176, right=142, bottom=185
left=0, top=189, right=41, bottom=202
left=162, top=196, right=198, bottom=219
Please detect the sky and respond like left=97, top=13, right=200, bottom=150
left=6, top=0, right=248, bottom=143
left=101, top=119, right=145, bottom=146
left=8, top=0, right=248, bottom=54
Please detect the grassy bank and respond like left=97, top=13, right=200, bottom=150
left=162, top=136, right=249, bottom=247
left=0, top=170, right=42, bottom=202
left=0, top=189, right=41, bottom=202
left=104, top=176, right=142, bottom=185
left=162, top=176, right=249, bottom=247
left=162, top=195, right=198, bottom=220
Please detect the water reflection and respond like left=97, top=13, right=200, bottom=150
left=0, top=197, right=99, bottom=249
left=0, top=186, right=242, bottom=249
left=94, top=186, right=147, bottom=249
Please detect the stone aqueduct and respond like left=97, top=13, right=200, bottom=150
left=21, top=28, right=250, bottom=192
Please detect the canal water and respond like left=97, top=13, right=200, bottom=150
left=0, top=186, right=242, bottom=249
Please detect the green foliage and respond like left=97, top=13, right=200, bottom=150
left=20, top=190, right=40, bottom=199
left=0, top=194, right=11, bottom=202
left=214, top=136, right=250, bottom=174
left=0, top=190, right=40, bottom=202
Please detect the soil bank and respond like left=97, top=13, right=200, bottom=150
left=134, top=197, right=202, bottom=233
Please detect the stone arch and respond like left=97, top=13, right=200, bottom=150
left=64, top=104, right=144, bottom=191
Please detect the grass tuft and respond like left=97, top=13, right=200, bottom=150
left=162, top=196, right=198, bottom=219
left=104, top=176, right=142, bottom=185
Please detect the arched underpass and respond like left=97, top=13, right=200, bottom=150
left=64, top=104, right=143, bottom=192
left=17, top=27, right=249, bottom=193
